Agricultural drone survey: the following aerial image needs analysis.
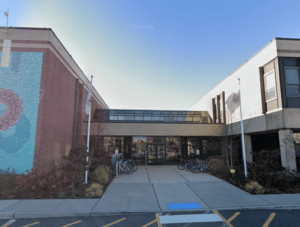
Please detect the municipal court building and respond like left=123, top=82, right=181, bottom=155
left=1, top=27, right=300, bottom=173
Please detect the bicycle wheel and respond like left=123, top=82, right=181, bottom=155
left=177, top=163, right=185, bottom=170
left=133, top=163, right=137, bottom=172
left=205, top=165, right=211, bottom=173
left=185, top=163, right=192, bottom=171
left=191, top=165, right=200, bottom=174
left=124, top=165, right=133, bottom=175
left=130, top=162, right=137, bottom=172
left=128, top=163, right=137, bottom=172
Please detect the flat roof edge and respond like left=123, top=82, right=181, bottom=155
left=0, top=26, right=109, bottom=109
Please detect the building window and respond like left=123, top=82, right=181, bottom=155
left=285, top=67, right=300, bottom=97
left=264, top=70, right=276, bottom=102
left=219, top=96, right=223, bottom=123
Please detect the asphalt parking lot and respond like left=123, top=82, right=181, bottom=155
left=1, top=210, right=300, bottom=227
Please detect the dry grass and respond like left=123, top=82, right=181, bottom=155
left=85, top=183, right=103, bottom=197
left=245, top=181, right=265, bottom=194
left=93, top=165, right=110, bottom=183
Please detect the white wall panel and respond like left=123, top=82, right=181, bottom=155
left=190, top=40, right=278, bottom=124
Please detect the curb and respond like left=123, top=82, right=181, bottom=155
left=2, top=205, right=300, bottom=219
left=0, top=212, right=14, bottom=220
left=14, top=212, right=91, bottom=219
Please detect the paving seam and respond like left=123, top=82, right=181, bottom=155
left=0, top=200, right=22, bottom=212
left=184, top=182, right=210, bottom=209
left=228, top=195, right=273, bottom=207
left=169, top=166, right=190, bottom=182
left=90, top=199, right=101, bottom=216
left=151, top=183, right=163, bottom=213
left=146, top=167, right=151, bottom=183
left=252, top=195, right=276, bottom=205
left=51, top=199, right=66, bottom=211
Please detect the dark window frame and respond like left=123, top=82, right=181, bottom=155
left=284, top=66, right=300, bottom=98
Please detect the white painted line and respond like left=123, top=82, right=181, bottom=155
left=1, top=219, right=16, bottom=227
left=159, top=214, right=223, bottom=224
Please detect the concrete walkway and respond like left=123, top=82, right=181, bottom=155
left=1, top=165, right=300, bottom=219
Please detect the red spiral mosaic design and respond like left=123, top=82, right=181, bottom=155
left=0, top=88, right=23, bottom=131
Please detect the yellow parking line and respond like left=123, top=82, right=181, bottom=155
left=61, top=220, right=82, bottom=227
left=141, top=219, right=157, bottom=227
left=155, top=213, right=162, bottom=227
left=22, top=222, right=39, bottom=227
left=102, top=218, right=126, bottom=227
left=1, top=220, right=16, bottom=227
left=213, top=210, right=233, bottom=227
left=263, top=213, right=276, bottom=227
left=227, top=212, right=240, bottom=223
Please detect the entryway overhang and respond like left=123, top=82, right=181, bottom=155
left=82, top=122, right=225, bottom=136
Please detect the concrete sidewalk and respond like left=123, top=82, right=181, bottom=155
left=1, top=165, right=300, bottom=219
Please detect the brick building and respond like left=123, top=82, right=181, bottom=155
left=0, top=27, right=108, bottom=173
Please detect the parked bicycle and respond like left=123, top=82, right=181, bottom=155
left=185, top=160, right=198, bottom=171
left=123, top=159, right=137, bottom=172
left=177, top=159, right=196, bottom=171
left=111, top=157, right=133, bottom=175
left=191, top=159, right=211, bottom=173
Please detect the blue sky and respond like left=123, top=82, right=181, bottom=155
left=1, top=0, right=300, bottom=110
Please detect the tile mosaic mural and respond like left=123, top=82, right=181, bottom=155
left=0, top=52, right=43, bottom=173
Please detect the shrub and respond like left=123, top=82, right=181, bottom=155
left=61, top=144, right=89, bottom=185
left=85, top=183, right=103, bottom=197
left=247, top=149, right=284, bottom=191
left=0, top=168, right=18, bottom=199
left=208, top=155, right=229, bottom=178
left=89, top=137, right=111, bottom=171
left=245, top=181, right=265, bottom=194
left=93, top=165, right=110, bottom=183
left=15, top=168, right=73, bottom=199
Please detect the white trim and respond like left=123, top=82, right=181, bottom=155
left=264, top=69, right=277, bottom=102
left=266, top=107, right=283, bottom=114
left=159, top=214, right=223, bottom=224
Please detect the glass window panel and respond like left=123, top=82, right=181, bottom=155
left=193, top=116, right=200, bottom=122
left=144, top=116, right=152, bottom=121
left=286, top=68, right=300, bottom=85
left=126, top=116, right=134, bottom=121
left=265, top=71, right=276, bottom=91
left=175, top=116, right=184, bottom=121
left=117, top=116, right=124, bottom=120
left=153, top=116, right=163, bottom=121
left=287, top=86, right=300, bottom=97
left=164, top=117, right=173, bottom=122
left=135, top=116, right=143, bottom=121
left=265, top=88, right=276, bottom=101
left=200, top=117, right=209, bottom=123
left=186, top=116, right=193, bottom=122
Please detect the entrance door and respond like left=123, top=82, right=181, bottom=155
left=147, top=144, right=166, bottom=164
